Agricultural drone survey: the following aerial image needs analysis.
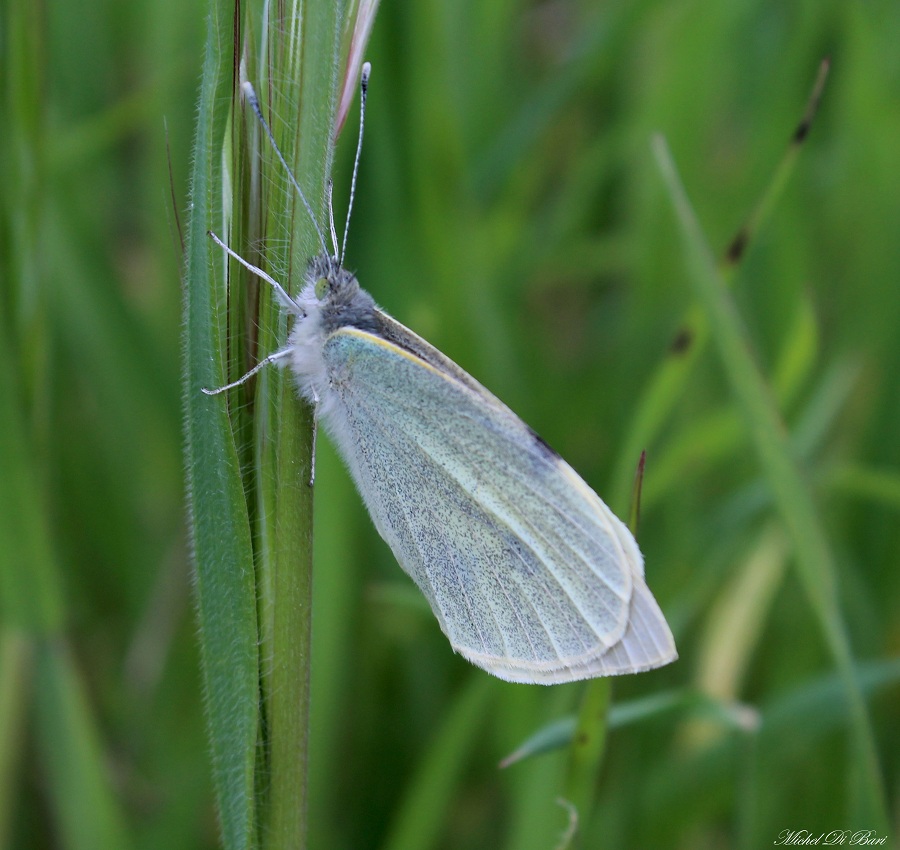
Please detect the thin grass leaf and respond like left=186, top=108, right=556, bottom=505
left=760, top=657, right=900, bottom=740
left=473, top=0, right=652, bottom=200
left=694, top=526, right=788, bottom=705
left=246, top=3, right=347, bottom=847
left=381, top=677, right=493, bottom=850
left=188, top=1, right=363, bottom=847
left=610, top=61, right=831, bottom=510
left=34, top=641, right=132, bottom=850
left=562, top=678, right=610, bottom=838
left=0, top=0, right=63, bottom=637
left=502, top=689, right=756, bottom=770
left=183, top=4, right=260, bottom=848
left=742, top=658, right=900, bottom=849
left=0, top=631, right=31, bottom=847
left=722, top=59, right=831, bottom=269
left=643, top=294, right=823, bottom=509
left=500, top=717, right=577, bottom=770
left=827, top=465, right=900, bottom=511
left=0, top=307, right=62, bottom=633
left=561, top=451, right=650, bottom=841
left=652, top=135, right=888, bottom=832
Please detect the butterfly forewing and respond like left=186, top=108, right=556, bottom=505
left=316, top=322, right=676, bottom=683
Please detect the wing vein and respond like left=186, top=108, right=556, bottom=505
left=347, top=386, right=621, bottom=657
left=358, top=378, right=629, bottom=592
left=358, top=376, right=612, bottom=528
left=346, top=396, right=499, bottom=657
left=349, top=390, right=566, bottom=661
left=402, top=419, right=626, bottom=641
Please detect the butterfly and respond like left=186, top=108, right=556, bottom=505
left=204, top=64, right=676, bottom=683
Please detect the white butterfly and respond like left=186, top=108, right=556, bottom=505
left=205, top=65, right=676, bottom=684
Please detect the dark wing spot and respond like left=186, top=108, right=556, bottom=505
left=528, top=426, right=561, bottom=462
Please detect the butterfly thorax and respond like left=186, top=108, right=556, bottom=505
left=287, top=254, right=380, bottom=405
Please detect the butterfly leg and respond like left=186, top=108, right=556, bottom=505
left=201, top=346, right=293, bottom=395
left=309, top=389, right=320, bottom=487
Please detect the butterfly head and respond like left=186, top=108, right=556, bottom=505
left=299, top=254, right=378, bottom=336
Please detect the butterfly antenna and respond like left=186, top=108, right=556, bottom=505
left=340, top=62, right=370, bottom=265
left=241, top=81, right=332, bottom=262
left=326, top=178, right=340, bottom=259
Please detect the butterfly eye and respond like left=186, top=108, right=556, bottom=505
left=314, top=277, right=330, bottom=299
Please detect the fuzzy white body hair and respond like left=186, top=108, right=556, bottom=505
left=281, top=254, right=380, bottom=424
left=286, top=282, right=331, bottom=405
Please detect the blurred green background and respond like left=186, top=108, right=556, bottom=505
left=2, top=0, right=899, bottom=848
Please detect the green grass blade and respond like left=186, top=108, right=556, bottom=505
left=187, top=1, right=352, bottom=847
left=562, top=678, right=610, bottom=840
left=721, top=59, right=831, bottom=269
left=381, top=677, right=493, bottom=850
left=761, top=658, right=900, bottom=739
left=0, top=0, right=63, bottom=637
left=0, top=631, right=31, bottom=847
left=34, top=641, right=132, bottom=850
left=248, top=3, right=345, bottom=848
left=183, top=5, right=260, bottom=849
left=609, top=62, right=830, bottom=510
left=652, top=135, right=888, bottom=833
left=828, top=464, right=900, bottom=511
left=502, top=688, right=755, bottom=769
left=0, top=307, right=63, bottom=633
left=562, top=453, right=650, bottom=843
left=561, top=461, right=652, bottom=842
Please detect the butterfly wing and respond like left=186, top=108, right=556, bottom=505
left=317, top=322, right=676, bottom=684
